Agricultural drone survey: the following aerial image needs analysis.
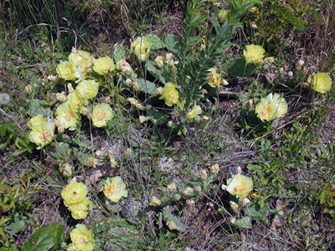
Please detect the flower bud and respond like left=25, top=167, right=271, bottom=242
left=186, top=199, right=195, bottom=207
left=183, top=187, right=194, bottom=196
left=167, top=183, right=177, bottom=192
left=200, top=169, right=208, bottom=180
left=25, top=85, right=33, bottom=94
left=296, top=60, right=304, bottom=70
left=210, top=164, right=220, bottom=175
left=230, top=201, right=239, bottom=211
left=149, top=196, right=161, bottom=206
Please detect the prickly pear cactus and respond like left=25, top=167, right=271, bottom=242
left=114, top=44, right=126, bottom=63
left=145, top=34, right=165, bottom=50
left=135, top=78, right=157, bottom=95
left=246, top=202, right=270, bottom=221
left=223, top=58, right=255, bottom=77
left=163, top=209, right=186, bottom=232
left=235, top=216, right=252, bottom=229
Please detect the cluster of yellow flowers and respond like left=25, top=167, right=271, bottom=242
left=255, top=93, right=288, bottom=121
left=103, top=176, right=128, bottom=203
left=69, top=224, right=94, bottom=251
left=61, top=181, right=93, bottom=220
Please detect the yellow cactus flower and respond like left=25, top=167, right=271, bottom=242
left=68, top=197, right=93, bottom=220
left=186, top=104, right=202, bottom=119
left=244, top=44, right=265, bottom=64
left=70, top=224, right=94, bottom=251
left=309, top=72, right=332, bottom=94
left=255, top=97, right=276, bottom=121
left=76, top=80, right=99, bottom=100
left=208, top=67, right=222, bottom=88
left=267, top=93, right=288, bottom=118
left=67, top=91, right=84, bottom=111
left=27, top=115, right=47, bottom=129
left=29, top=121, right=55, bottom=148
left=61, top=182, right=88, bottom=207
left=68, top=49, right=91, bottom=66
left=131, top=36, right=152, bottom=61
left=103, top=176, right=128, bottom=202
left=91, top=103, right=115, bottom=127
left=56, top=102, right=79, bottom=131
left=160, top=82, right=179, bottom=106
left=225, top=174, right=253, bottom=198
left=56, top=61, right=76, bottom=80
left=93, top=56, right=115, bottom=75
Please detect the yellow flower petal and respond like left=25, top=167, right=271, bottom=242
left=91, top=103, right=115, bottom=127
left=244, top=44, right=265, bottom=64
left=208, top=67, right=222, bottom=88
left=93, top=56, right=115, bottom=75
left=68, top=197, right=93, bottom=220
left=255, top=97, right=276, bottom=121
left=56, top=102, right=79, bottom=130
left=56, top=61, right=76, bottom=80
left=160, top=82, right=179, bottom=106
left=61, top=182, right=88, bottom=207
left=70, top=224, right=94, bottom=251
left=225, top=174, right=253, bottom=198
left=309, top=72, right=332, bottom=94
left=29, top=121, right=55, bottom=148
left=76, top=80, right=99, bottom=100
left=103, top=176, right=128, bottom=202
left=27, top=115, right=46, bottom=129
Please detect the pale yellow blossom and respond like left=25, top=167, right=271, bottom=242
left=244, top=44, right=265, bottom=64
left=91, top=103, right=115, bottom=127
left=61, top=182, right=88, bottom=207
left=103, top=176, right=128, bottom=202
left=70, top=224, right=94, bottom=251
left=160, top=82, right=179, bottom=106
left=308, top=72, right=332, bottom=94
left=93, top=56, right=115, bottom=75
left=225, top=174, right=253, bottom=198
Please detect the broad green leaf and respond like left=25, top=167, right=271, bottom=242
left=21, top=223, right=63, bottom=251
left=114, top=45, right=126, bottom=63
left=164, top=34, right=183, bottom=55
left=145, top=34, right=165, bottom=50
left=135, top=79, right=157, bottom=95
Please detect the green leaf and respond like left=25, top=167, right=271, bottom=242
left=235, top=216, right=252, bottom=229
left=164, top=34, right=183, bottom=55
left=148, top=109, right=169, bottom=125
left=29, top=99, right=45, bottom=117
left=145, top=61, right=165, bottom=84
left=114, top=45, right=126, bottom=63
left=245, top=202, right=270, bottom=221
left=223, top=58, right=255, bottom=77
left=145, top=34, right=165, bottom=50
left=4, top=213, right=26, bottom=234
left=21, top=223, right=63, bottom=251
left=135, top=79, right=157, bottom=95
left=163, top=209, right=186, bottom=232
